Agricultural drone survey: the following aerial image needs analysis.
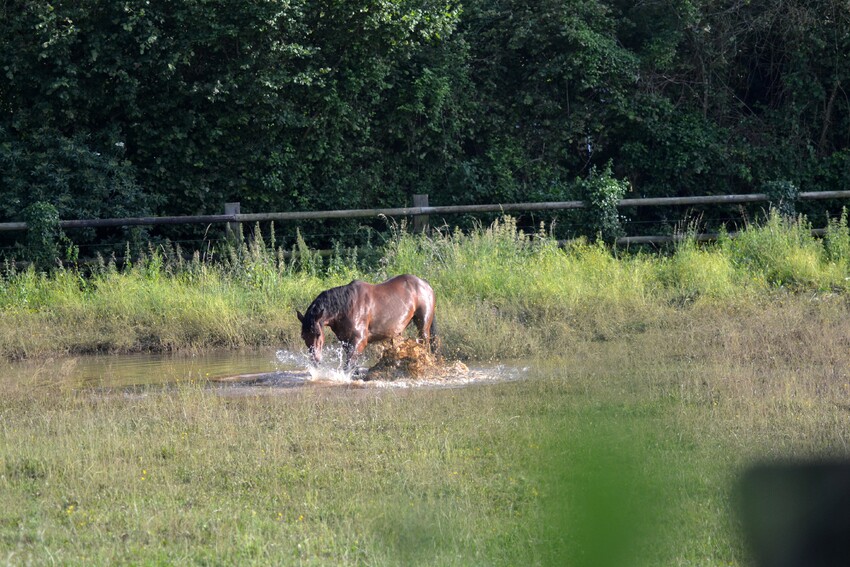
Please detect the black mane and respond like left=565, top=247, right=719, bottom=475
left=301, top=282, right=358, bottom=330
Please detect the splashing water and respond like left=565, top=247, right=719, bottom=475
left=277, top=346, right=358, bottom=383
left=306, top=365, right=356, bottom=383
left=368, top=364, right=526, bottom=389
left=266, top=343, right=529, bottom=390
left=274, top=349, right=307, bottom=367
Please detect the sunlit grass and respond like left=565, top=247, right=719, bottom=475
left=3, top=300, right=850, bottom=565
left=2, top=211, right=850, bottom=360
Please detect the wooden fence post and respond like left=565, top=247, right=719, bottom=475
left=412, top=194, right=429, bottom=233
left=225, top=202, right=241, bottom=239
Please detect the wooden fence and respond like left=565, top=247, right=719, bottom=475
left=2, top=190, right=850, bottom=245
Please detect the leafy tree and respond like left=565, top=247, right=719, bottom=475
left=2, top=0, right=850, bottom=252
left=450, top=0, right=638, bottom=204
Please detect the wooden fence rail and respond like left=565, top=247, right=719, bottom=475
left=2, top=191, right=849, bottom=244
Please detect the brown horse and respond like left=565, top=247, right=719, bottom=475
left=296, top=274, right=437, bottom=369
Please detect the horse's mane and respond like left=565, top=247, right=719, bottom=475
left=302, top=282, right=358, bottom=330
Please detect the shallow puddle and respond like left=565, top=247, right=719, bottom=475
left=2, top=348, right=526, bottom=394
left=212, top=365, right=523, bottom=396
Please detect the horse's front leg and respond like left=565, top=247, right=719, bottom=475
left=342, top=342, right=356, bottom=371
left=343, top=336, right=369, bottom=373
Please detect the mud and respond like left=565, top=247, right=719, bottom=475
left=365, top=339, right=469, bottom=381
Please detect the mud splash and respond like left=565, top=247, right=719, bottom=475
left=365, top=339, right=468, bottom=381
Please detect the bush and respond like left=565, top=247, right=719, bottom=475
left=576, top=162, right=629, bottom=243
left=21, top=201, right=72, bottom=271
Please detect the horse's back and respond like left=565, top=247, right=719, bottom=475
left=381, top=274, right=431, bottom=289
left=377, top=274, right=433, bottom=301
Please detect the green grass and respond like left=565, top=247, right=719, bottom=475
left=3, top=213, right=850, bottom=564
left=3, top=306, right=850, bottom=565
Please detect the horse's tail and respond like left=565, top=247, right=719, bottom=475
left=429, top=314, right=440, bottom=356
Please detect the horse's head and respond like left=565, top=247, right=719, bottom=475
left=296, top=310, right=324, bottom=363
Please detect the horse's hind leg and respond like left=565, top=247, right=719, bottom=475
left=412, top=307, right=434, bottom=348
left=428, top=314, right=439, bottom=355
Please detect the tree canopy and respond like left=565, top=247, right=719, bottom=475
left=2, top=0, right=849, bottom=248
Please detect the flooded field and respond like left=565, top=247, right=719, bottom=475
left=3, top=346, right=526, bottom=393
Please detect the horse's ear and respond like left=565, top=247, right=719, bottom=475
left=296, top=310, right=304, bottom=323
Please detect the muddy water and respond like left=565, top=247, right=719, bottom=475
left=2, top=348, right=525, bottom=393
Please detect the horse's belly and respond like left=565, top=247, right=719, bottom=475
left=368, top=314, right=412, bottom=341
left=367, top=324, right=405, bottom=342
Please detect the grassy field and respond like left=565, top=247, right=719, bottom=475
left=2, top=213, right=850, bottom=564
left=3, top=305, right=850, bottom=565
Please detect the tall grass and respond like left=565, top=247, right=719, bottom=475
left=720, top=211, right=850, bottom=290
left=0, top=231, right=367, bottom=360
left=2, top=211, right=850, bottom=361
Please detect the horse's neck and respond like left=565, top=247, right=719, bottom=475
left=315, top=309, right=336, bottom=327
left=323, top=311, right=340, bottom=327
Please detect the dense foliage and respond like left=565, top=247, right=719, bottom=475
left=2, top=0, right=849, bottom=250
